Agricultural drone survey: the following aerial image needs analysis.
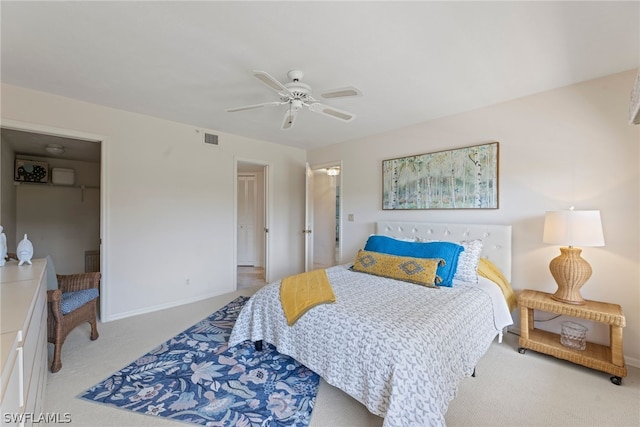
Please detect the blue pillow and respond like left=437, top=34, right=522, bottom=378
left=364, top=235, right=464, bottom=287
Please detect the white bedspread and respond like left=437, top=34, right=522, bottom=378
left=459, top=275, right=513, bottom=332
left=229, top=264, right=511, bottom=427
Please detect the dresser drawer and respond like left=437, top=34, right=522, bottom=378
left=21, top=279, right=46, bottom=398
left=23, top=312, right=47, bottom=419
left=0, top=332, right=23, bottom=426
left=1, top=259, right=48, bottom=426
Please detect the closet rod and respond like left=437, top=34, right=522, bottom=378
left=13, top=181, right=99, bottom=190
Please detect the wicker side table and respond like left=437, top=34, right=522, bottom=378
left=518, top=289, right=626, bottom=385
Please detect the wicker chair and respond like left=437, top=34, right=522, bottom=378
left=47, top=272, right=101, bottom=373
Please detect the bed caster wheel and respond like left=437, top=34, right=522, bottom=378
left=518, top=347, right=526, bottom=354
left=610, top=376, right=622, bottom=386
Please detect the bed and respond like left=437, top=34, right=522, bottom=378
left=229, top=221, right=514, bottom=427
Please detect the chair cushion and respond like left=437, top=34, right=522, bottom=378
left=61, top=289, right=99, bottom=315
left=46, top=255, right=59, bottom=290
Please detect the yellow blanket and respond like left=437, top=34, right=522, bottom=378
left=280, top=269, right=336, bottom=326
left=477, top=258, right=517, bottom=312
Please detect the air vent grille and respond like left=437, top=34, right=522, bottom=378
left=204, top=133, right=219, bottom=145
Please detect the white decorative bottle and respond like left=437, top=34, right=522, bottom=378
left=17, top=234, right=33, bottom=266
left=0, top=226, right=6, bottom=267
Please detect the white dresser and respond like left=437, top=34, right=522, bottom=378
left=1, top=259, right=48, bottom=426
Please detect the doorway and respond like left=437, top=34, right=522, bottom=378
left=237, top=173, right=257, bottom=267
left=306, top=162, right=342, bottom=271
left=236, top=160, right=269, bottom=289
left=0, top=119, right=105, bottom=311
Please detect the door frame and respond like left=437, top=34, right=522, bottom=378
left=234, top=157, right=272, bottom=284
left=305, top=160, right=343, bottom=271
left=304, top=163, right=314, bottom=271
left=1, top=118, right=108, bottom=317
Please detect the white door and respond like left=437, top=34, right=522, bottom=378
left=237, top=174, right=257, bottom=266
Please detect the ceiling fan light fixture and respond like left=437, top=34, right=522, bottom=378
left=291, top=99, right=303, bottom=110
left=45, top=144, right=65, bottom=155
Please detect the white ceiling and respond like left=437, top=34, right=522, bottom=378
left=1, top=1, right=638, bottom=154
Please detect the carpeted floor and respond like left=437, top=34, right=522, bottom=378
left=45, top=285, right=640, bottom=426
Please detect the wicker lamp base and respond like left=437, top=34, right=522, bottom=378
left=549, top=246, right=592, bottom=305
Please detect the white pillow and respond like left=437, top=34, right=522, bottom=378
left=453, top=240, right=483, bottom=283
left=415, top=238, right=484, bottom=283
left=368, top=234, right=417, bottom=242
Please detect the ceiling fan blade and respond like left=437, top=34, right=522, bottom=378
left=226, top=101, right=284, bottom=113
left=252, top=70, right=293, bottom=95
left=308, top=103, right=355, bottom=122
left=281, top=109, right=297, bottom=130
left=319, top=86, right=362, bottom=99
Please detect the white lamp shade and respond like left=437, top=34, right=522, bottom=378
left=543, top=210, right=605, bottom=247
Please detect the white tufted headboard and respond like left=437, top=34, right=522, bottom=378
left=376, top=221, right=512, bottom=281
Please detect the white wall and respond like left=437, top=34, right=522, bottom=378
left=1, top=83, right=307, bottom=321
left=0, top=137, right=17, bottom=250
left=308, top=70, right=640, bottom=365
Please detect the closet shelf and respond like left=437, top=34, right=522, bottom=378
left=13, top=181, right=99, bottom=190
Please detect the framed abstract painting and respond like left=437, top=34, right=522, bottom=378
left=382, top=142, right=499, bottom=210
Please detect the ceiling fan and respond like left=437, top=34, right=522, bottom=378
left=226, top=69, right=362, bottom=130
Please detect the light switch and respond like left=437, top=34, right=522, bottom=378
left=348, top=214, right=354, bottom=221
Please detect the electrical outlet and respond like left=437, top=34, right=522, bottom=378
left=186, top=279, right=190, bottom=286
left=348, top=214, right=354, bottom=221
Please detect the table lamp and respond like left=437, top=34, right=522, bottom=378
left=543, top=209, right=605, bottom=305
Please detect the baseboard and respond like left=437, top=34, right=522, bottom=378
left=101, top=290, right=227, bottom=322
left=625, top=355, right=640, bottom=368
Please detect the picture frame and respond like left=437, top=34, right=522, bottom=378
left=382, top=142, right=499, bottom=210
left=14, top=159, right=49, bottom=183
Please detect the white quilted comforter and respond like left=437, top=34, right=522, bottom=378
left=229, top=264, right=509, bottom=427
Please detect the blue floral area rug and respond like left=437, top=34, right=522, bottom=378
left=79, top=297, right=320, bottom=426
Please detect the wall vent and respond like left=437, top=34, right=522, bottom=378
left=204, top=133, right=219, bottom=145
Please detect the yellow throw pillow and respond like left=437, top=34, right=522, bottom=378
left=352, top=249, right=443, bottom=287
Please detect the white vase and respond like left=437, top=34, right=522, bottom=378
left=17, top=234, right=33, bottom=266
left=0, top=226, right=6, bottom=267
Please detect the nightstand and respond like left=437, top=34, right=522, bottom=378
left=517, top=289, right=626, bottom=385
